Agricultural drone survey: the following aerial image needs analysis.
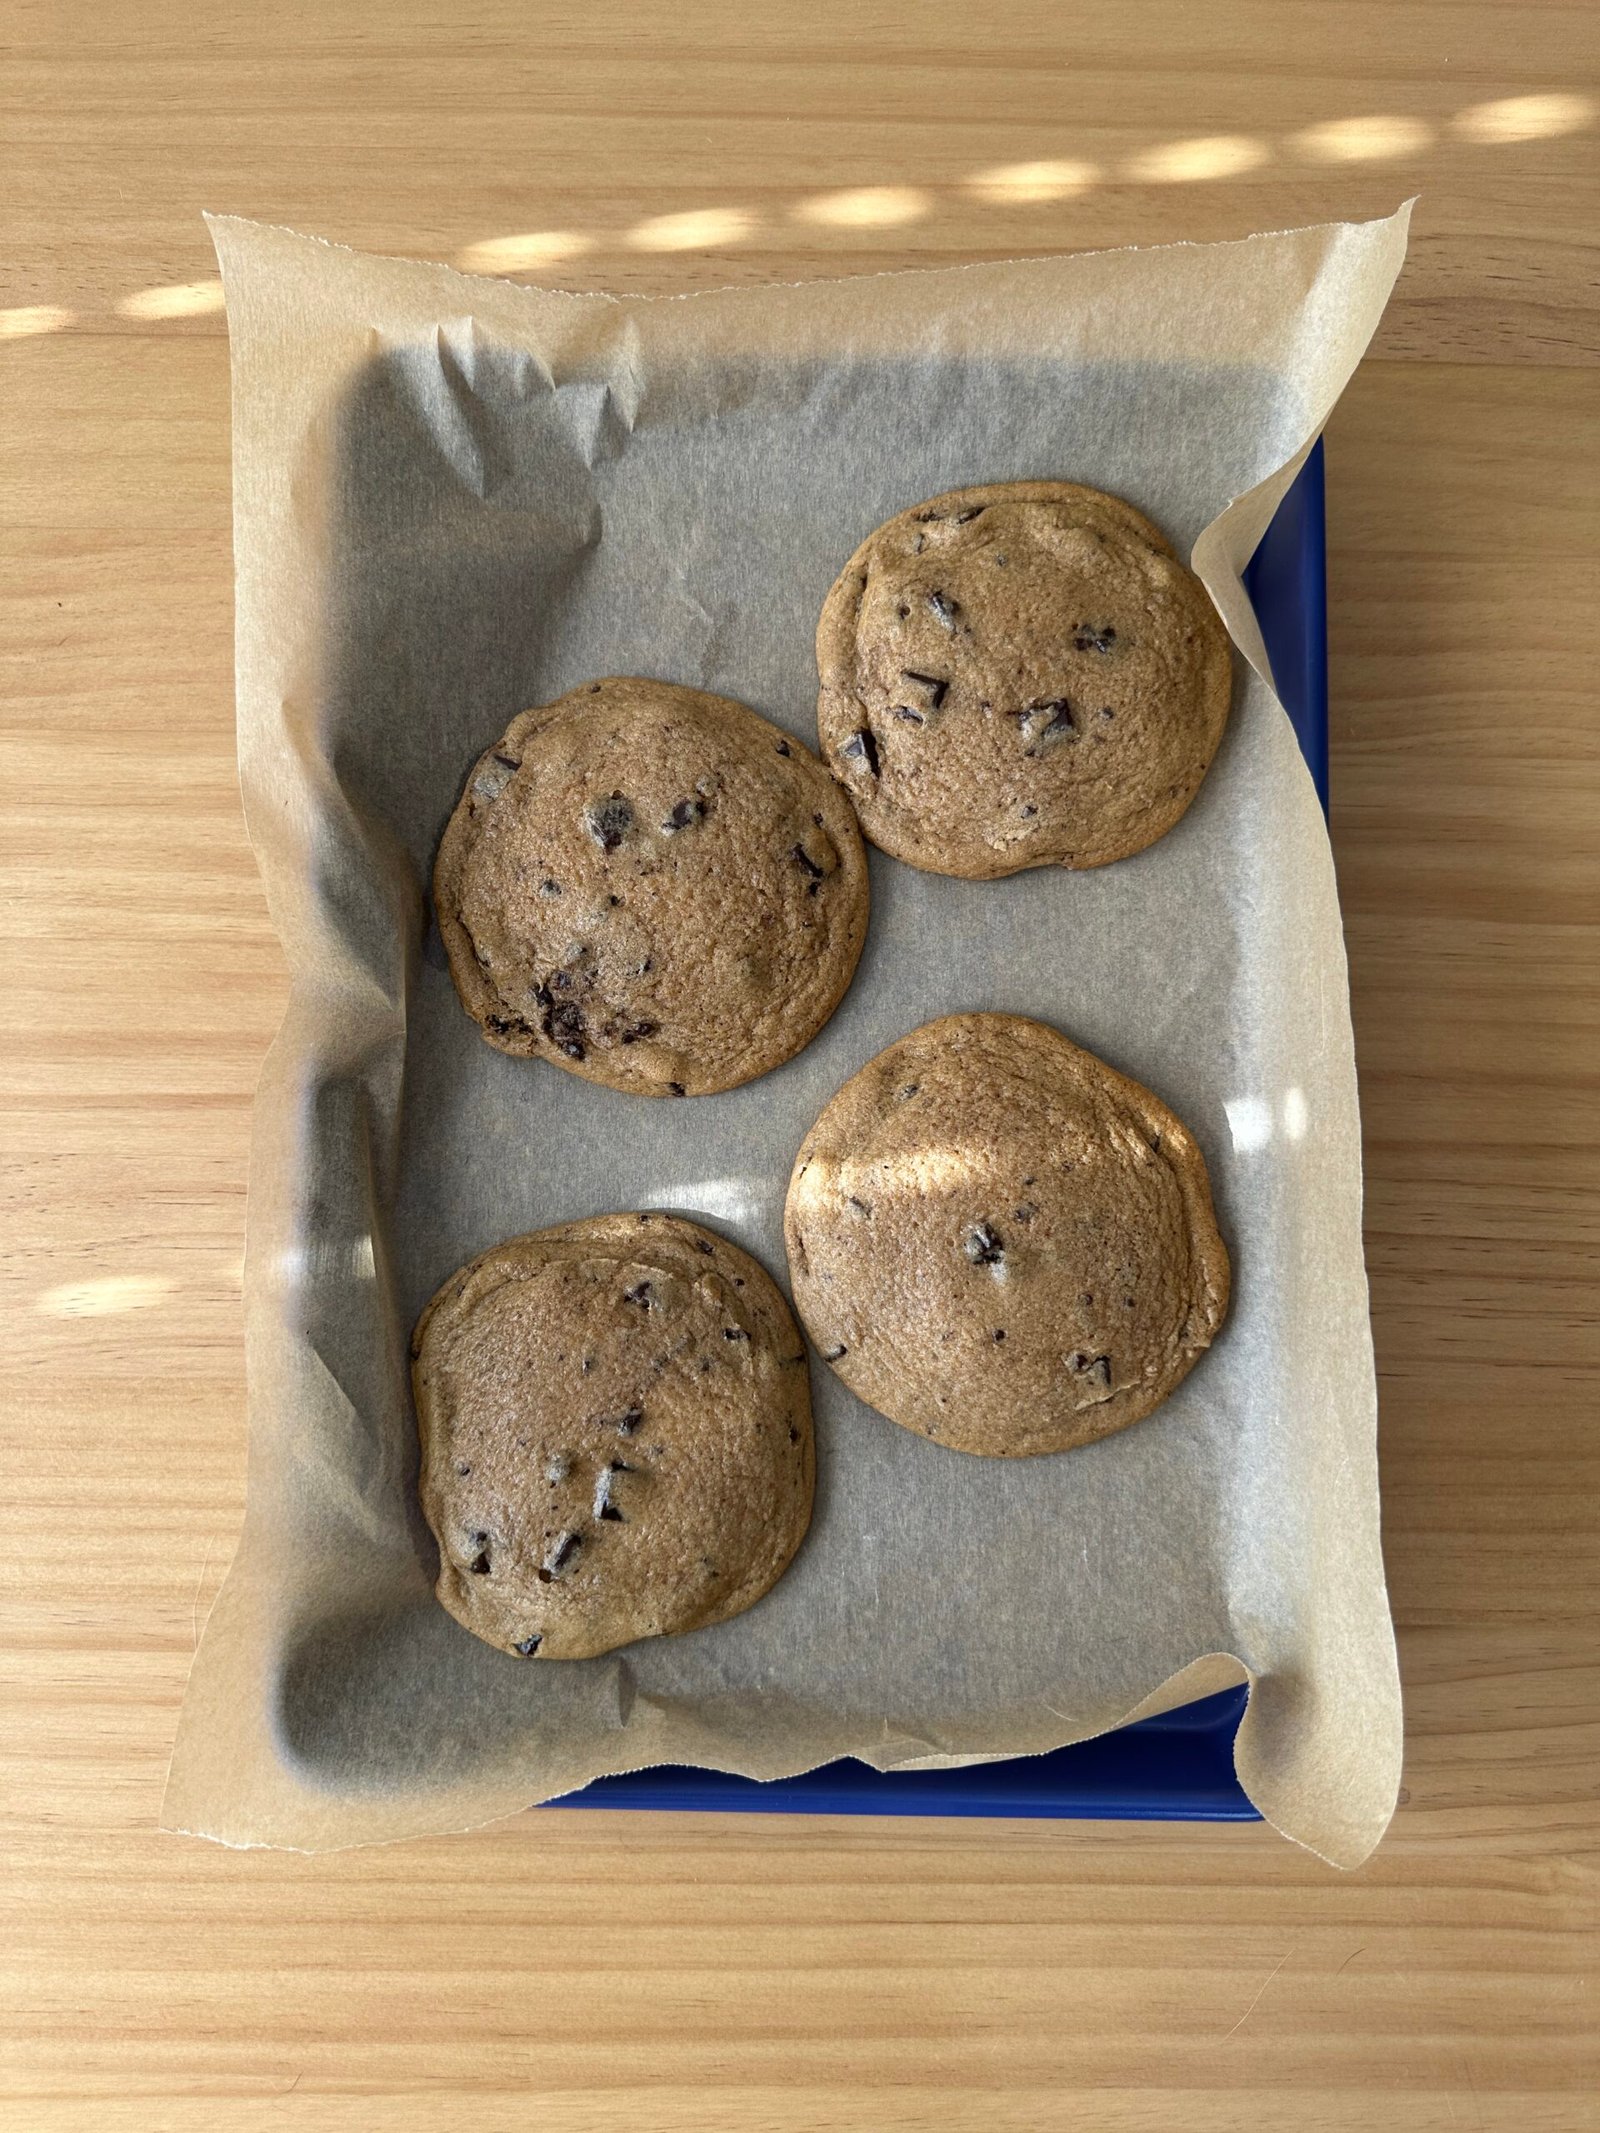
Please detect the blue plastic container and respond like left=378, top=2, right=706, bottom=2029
left=551, top=442, right=1328, bottom=1822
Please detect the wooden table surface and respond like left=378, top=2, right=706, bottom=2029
left=4, top=4, right=1597, bottom=2127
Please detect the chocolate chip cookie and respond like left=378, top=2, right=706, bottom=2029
left=412, top=1214, right=815, bottom=1660
left=435, top=677, right=870, bottom=1095
left=815, top=482, right=1233, bottom=878
left=784, top=1013, right=1229, bottom=1457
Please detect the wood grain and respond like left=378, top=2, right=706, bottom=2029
left=2, top=3, right=1597, bottom=2128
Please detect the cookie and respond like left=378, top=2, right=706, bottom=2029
left=435, top=677, right=870, bottom=1095
left=784, top=1013, right=1229, bottom=1457
left=412, top=1214, right=815, bottom=1660
left=815, top=481, right=1233, bottom=878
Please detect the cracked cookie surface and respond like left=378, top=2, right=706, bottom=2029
left=412, top=1214, right=815, bottom=1659
left=784, top=1013, right=1229, bottom=1457
left=815, top=482, right=1233, bottom=878
left=436, top=677, right=869, bottom=1094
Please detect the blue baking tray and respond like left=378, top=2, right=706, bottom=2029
left=549, top=441, right=1327, bottom=1821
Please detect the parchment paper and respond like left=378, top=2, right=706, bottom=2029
left=164, top=207, right=1411, bottom=1866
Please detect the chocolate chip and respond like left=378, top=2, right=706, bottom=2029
left=788, top=1424, right=801, bottom=1443
left=1068, top=1352, right=1113, bottom=1387
left=662, top=798, right=705, bottom=833
left=540, top=879, right=563, bottom=896
left=723, top=1326, right=749, bottom=1341
left=584, top=792, right=633, bottom=851
left=994, top=1329, right=1007, bottom=1343
left=847, top=1195, right=871, bottom=1213
left=925, top=590, right=959, bottom=629
left=791, top=843, right=825, bottom=879
left=897, top=603, right=911, bottom=619
left=892, top=705, right=925, bottom=724
left=823, top=1343, right=848, bottom=1362
left=491, top=751, right=520, bottom=771
left=1019, top=805, right=1037, bottom=819
left=454, top=1461, right=472, bottom=1477
left=954, top=506, right=986, bottom=524
left=901, top=669, right=949, bottom=709
left=619, top=1018, right=659, bottom=1044
left=1074, top=625, right=1118, bottom=653
left=775, top=739, right=792, bottom=757
left=667, top=1081, right=686, bottom=1097
left=608, top=1407, right=644, bottom=1437
left=1099, top=706, right=1115, bottom=720
left=1027, top=698, right=1076, bottom=742
left=839, top=727, right=879, bottom=777
left=469, top=1550, right=491, bottom=1575
left=539, top=1530, right=582, bottom=1580
left=514, top=1635, right=542, bottom=1656
left=898, top=1081, right=920, bottom=1099
left=623, top=1281, right=654, bottom=1309
left=486, top=1011, right=535, bottom=1040
left=593, top=1469, right=624, bottom=1522
left=694, top=1238, right=714, bottom=1255
left=962, top=1222, right=1004, bottom=1268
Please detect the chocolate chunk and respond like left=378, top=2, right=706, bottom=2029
left=468, top=1536, right=492, bottom=1575
left=839, top=727, right=879, bottom=777
left=898, top=1081, right=920, bottom=1099
left=540, top=1530, right=582, bottom=1579
left=619, top=1018, right=659, bottom=1044
left=608, top=1407, right=644, bottom=1437
left=925, top=589, right=959, bottom=629
left=962, top=1222, right=1005, bottom=1268
left=662, top=798, right=705, bottom=833
left=623, top=1281, right=654, bottom=1309
left=584, top=792, right=633, bottom=851
left=667, top=1081, right=686, bottom=1097
left=694, top=1239, right=714, bottom=1255
left=775, top=739, right=792, bottom=756
left=1068, top=1352, right=1113, bottom=1387
left=723, top=1326, right=750, bottom=1341
left=1028, top=698, right=1076, bottom=742
left=1019, top=804, right=1037, bottom=819
left=514, top=1635, right=542, bottom=1656
left=539, top=879, right=563, bottom=897
left=901, top=669, right=949, bottom=709
left=791, top=843, right=825, bottom=879
left=993, top=1329, right=1006, bottom=1343
left=486, top=1011, right=535, bottom=1040
left=823, top=1343, right=848, bottom=1362
left=1074, top=625, right=1118, bottom=653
